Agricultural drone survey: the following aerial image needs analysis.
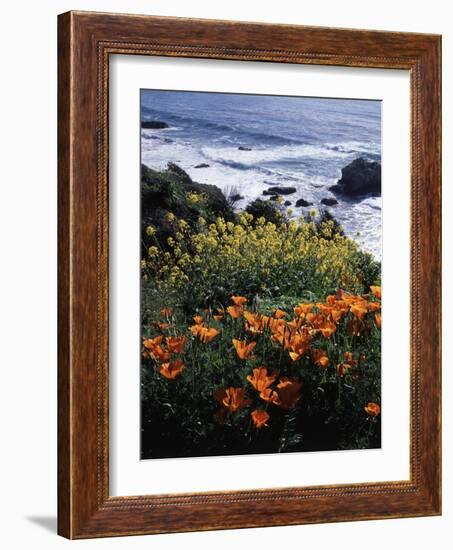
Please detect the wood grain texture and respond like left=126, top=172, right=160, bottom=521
left=57, top=11, right=72, bottom=538
left=57, top=10, right=442, bottom=539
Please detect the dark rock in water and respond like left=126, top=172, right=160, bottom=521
left=163, top=138, right=173, bottom=143
left=141, top=120, right=169, bottom=129
left=295, top=198, right=313, bottom=207
left=328, top=184, right=342, bottom=193
left=321, top=198, right=338, bottom=206
left=194, top=163, right=210, bottom=169
left=238, top=146, right=252, bottom=151
left=269, top=195, right=279, bottom=201
left=284, top=201, right=292, bottom=206
left=332, top=157, right=381, bottom=197
left=263, top=186, right=297, bottom=196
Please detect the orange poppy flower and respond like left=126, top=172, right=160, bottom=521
left=199, top=327, right=219, bottom=343
left=243, top=311, right=255, bottom=323
left=338, top=290, right=357, bottom=304
left=364, top=402, right=381, bottom=416
left=259, top=388, right=281, bottom=406
left=311, top=348, right=330, bottom=368
left=319, top=321, right=337, bottom=338
left=294, top=303, right=313, bottom=316
left=326, top=295, right=337, bottom=306
left=247, top=367, right=279, bottom=392
left=214, top=387, right=251, bottom=412
left=158, top=359, right=185, bottom=380
left=227, top=305, right=243, bottom=319
left=232, top=338, right=256, bottom=359
left=156, top=322, right=169, bottom=331
left=258, top=314, right=269, bottom=327
left=288, top=332, right=311, bottom=361
left=244, top=323, right=261, bottom=336
left=343, top=351, right=358, bottom=367
left=273, top=309, right=286, bottom=319
left=318, top=304, right=333, bottom=317
left=143, top=335, right=164, bottom=350
left=267, top=317, right=286, bottom=334
left=193, top=315, right=204, bottom=325
left=160, top=307, right=173, bottom=317
left=337, top=363, right=353, bottom=377
left=213, top=314, right=224, bottom=321
left=271, top=325, right=288, bottom=348
left=165, top=336, right=187, bottom=354
left=336, top=300, right=352, bottom=313
left=337, top=363, right=346, bottom=377
left=272, top=324, right=299, bottom=350
left=190, top=323, right=204, bottom=337
left=251, top=409, right=270, bottom=429
left=375, top=313, right=381, bottom=328
left=330, top=308, right=343, bottom=322
left=231, top=295, right=248, bottom=306
left=305, top=312, right=318, bottom=325
left=350, top=304, right=368, bottom=321
left=287, top=317, right=305, bottom=331
left=368, top=301, right=381, bottom=313
left=150, top=345, right=171, bottom=363
left=244, top=311, right=265, bottom=335
left=276, top=377, right=302, bottom=410
left=370, top=286, right=381, bottom=299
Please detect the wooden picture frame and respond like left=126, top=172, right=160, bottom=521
left=58, top=10, right=441, bottom=539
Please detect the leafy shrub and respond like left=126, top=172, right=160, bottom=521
left=246, top=198, right=285, bottom=226
left=142, top=211, right=380, bottom=313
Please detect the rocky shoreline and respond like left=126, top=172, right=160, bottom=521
left=141, top=98, right=382, bottom=258
left=141, top=157, right=382, bottom=262
left=141, top=119, right=381, bottom=209
left=329, top=157, right=381, bottom=197
left=258, top=157, right=381, bottom=208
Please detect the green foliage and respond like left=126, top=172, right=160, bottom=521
left=142, top=210, right=381, bottom=313
left=139, top=164, right=382, bottom=459
left=246, top=198, right=285, bottom=226
left=141, top=162, right=236, bottom=257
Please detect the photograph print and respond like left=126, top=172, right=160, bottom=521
left=140, top=90, right=382, bottom=460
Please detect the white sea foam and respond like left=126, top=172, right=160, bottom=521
left=201, top=143, right=351, bottom=165
left=325, top=140, right=380, bottom=155
left=141, top=134, right=382, bottom=260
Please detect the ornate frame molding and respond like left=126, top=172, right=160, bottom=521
left=58, top=11, right=441, bottom=538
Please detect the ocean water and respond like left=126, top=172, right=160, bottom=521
left=140, top=90, right=382, bottom=259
